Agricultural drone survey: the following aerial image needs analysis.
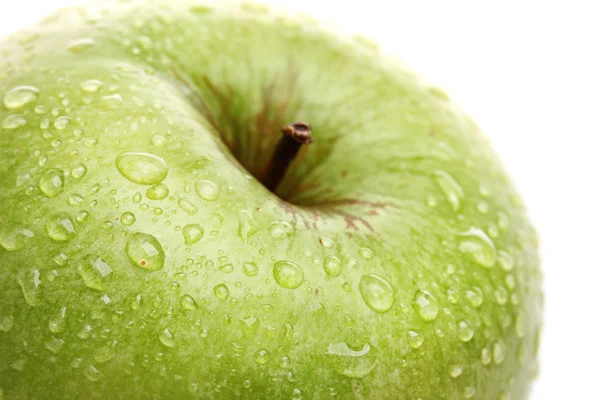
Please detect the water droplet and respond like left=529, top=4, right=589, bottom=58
left=457, top=320, right=474, bottom=342
left=146, top=183, right=169, bottom=200
left=93, top=346, right=115, bottom=363
left=83, top=365, right=101, bottom=382
left=254, top=349, right=270, bottom=365
left=219, top=264, right=234, bottom=273
left=323, top=256, right=342, bottom=277
left=459, top=228, right=496, bottom=268
left=120, top=211, right=136, bottom=226
left=48, top=306, right=68, bottom=333
left=497, top=250, right=515, bottom=271
left=159, top=328, right=176, bottom=348
left=434, top=170, right=464, bottom=211
left=241, top=316, right=260, bottom=337
left=464, top=386, right=477, bottom=398
left=515, top=311, right=527, bottom=338
left=448, top=364, right=463, bottom=378
left=320, top=237, right=335, bottom=248
left=359, top=274, right=394, bottom=313
left=412, top=289, right=438, bottom=321
left=77, top=255, right=112, bottom=291
left=326, top=342, right=377, bottom=378
left=0, top=315, right=15, bottom=332
left=195, top=180, right=219, bottom=201
left=177, top=198, right=197, bottom=215
left=130, top=293, right=143, bottom=311
left=182, top=224, right=204, bottom=245
left=180, top=295, right=198, bottom=310
left=477, top=201, right=489, bottom=214
left=116, top=152, right=168, bottom=185
left=53, top=116, right=70, bottom=130
left=237, top=210, right=258, bottom=241
left=4, top=86, right=40, bottom=109
left=214, top=284, right=229, bottom=301
left=126, top=232, right=165, bottom=271
left=45, top=337, right=65, bottom=354
left=268, top=221, right=294, bottom=239
left=2, top=114, right=27, bottom=129
left=78, top=324, right=93, bottom=339
left=0, top=223, right=34, bottom=251
left=243, top=262, right=259, bottom=277
left=407, top=330, right=424, bottom=349
left=359, top=247, right=374, bottom=260
left=80, top=79, right=103, bottom=93
left=273, top=261, right=304, bottom=289
left=497, top=212, right=509, bottom=231
left=46, top=212, right=76, bottom=241
left=481, top=347, right=492, bottom=365
left=152, top=135, right=167, bottom=147
left=493, top=341, right=506, bottom=364
left=68, top=37, right=95, bottom=53
left=53, top=253, right=68, bottom=267
left=39, top=168, right=65, bottom=197
left=494, top=286, right=509, bottom=305
left=465, top=287, right=484, bottom=307
left=16, top=268, right=42, bottom=306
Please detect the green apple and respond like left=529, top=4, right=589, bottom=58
left=0, top=1, right=542, bottom=399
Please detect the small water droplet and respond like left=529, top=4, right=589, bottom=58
left=48, top=306, right=68, bottom=333
left=180, top=294, right=198, bottom=310
left=2, top=114, right=27, bottom=129
left=70, top=162, right=88, bottom=179
left=76, top=211, right=89, bottom=222
left=195, top=180, right=219, bottom=201
left=102, top=94, right=124, bottom=107
left=152, top=134, right=167, bottom=147
left=243, top=262, right=259, bottom=277
left=130, top=293, right=143, bottom=311
left=177, top=198, right=197, bottom=215
left=80, top=79, right=103, bottom=93
left=68, top=37, right=95, bottom=53
left=459, top=227, right=496, bottom=268
left=16, top=268, right=42, bottom=306
left=53, top=116, right=70, bottom=130
left=457, top=320, right=474, bottom=342
left=0, top=223, right=34, bottom=251
left=39, top=168, right=65, bottom=198
left=464, top=386, right=477, bottom=398
left=182, top=224, right=204, bottom=245
left=214, top=284, right=230, bottom=301
left=326, top=342, right=377, bottom=378
left=146, top=183, right=169, bottom=200
left=434, top=170, right=464, bottom=211
left=448, top=364, right=463, bottom=378
left=240, top=316, right=260, bottom=337
left=46, top=212, right=76, bottom=241
left=77, top=255, right=112, bottom=291
left=407, top=330, right=424, bottom=349
left=481, top=347, right=492, bottom=365
left=116, top=152, right=168, bottom=185
left=254, top=349, right=270, bottom=365
left=120, top=211, right=136, bottom=226
left=497, top=250, right=515, bottom=271
left=159, top=329, right=176, bottom=348
left=126, top=232, right=165, bottom=271
left=273, top=261, right=304, bottom=289
left=83, top=365, right=101, bottom=381
left=269, top=221, right=294, bottom=239
left=515, top=311, right=527, bottom=338
left=465, top=287, right=484, bottom=307
left=77, top=324, right=92, bottom=339
left=493, top=340, right=506, bottom=364
left=4, top=86, right=40, bottom=109
left=93, top=346, right=115, bottom=363
left=494, top=286, right=509, bottom=305
left=358, top=247, right=374, bottom=260
left=359, top=274, right=394, bottom=313
left=45, top=337, right=65, bottom=354
left=320, top=237, right=335, bottom=248
left=0, top=315, right=15, bottom=332
left=237, top=210, right=258, bottom=241
left=323, top=256, right=342, bottom=277
left=412, top=289, right=438, bottom=321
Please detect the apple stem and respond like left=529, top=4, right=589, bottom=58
left=263, top=122, right=313, bottom=192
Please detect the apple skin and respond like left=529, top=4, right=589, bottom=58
left=0, top=1, right=542, bottom=399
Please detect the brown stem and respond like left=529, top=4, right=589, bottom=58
left=262, top=122, right=313, bottom=192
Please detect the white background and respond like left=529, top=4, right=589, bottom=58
left=1, top=1, right=598, bottom=398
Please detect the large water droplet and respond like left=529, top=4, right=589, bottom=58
left=412, top=289, right=439, bottom=321
left=195, top=180, right=219, bottom=201
left=434, top=170, right=464, bottom=211
left=326, top=342, right=377, bottom=378
left=4, top=86, right=40, bottom=109
left=2, top=114, right=27, bottom=129
left=46, top=212, right=76, bottom=241
left=243, top=262, right=259, bottom=277
left=457, top=320, right=474, bottom=342
left=407, top=330, right=424, bottom=349
left=120, top=211, right=136, bottom=226
left=180, top=295, right=198, bottom=310
left=16, top=268, right=42, bottom=306
left=177, top=198, right=197, bottom=215
left=68, top=37, right=95, bottom=53
left=48, top=306, right=68, bottom=333
left=39, top=168, right=65, bottom=198
left=126, top=232, right=165, bottom=271
left=71, top=162, right=87, bottom=179
left=323, top=256, right=342, bottom=277
left=269, top=221, right=294, bottom=239
left=273, top=261, right=304, bottom=289
left=146, top=183, right=169, bottom=200
left=0, top=223, right=34, bottom=251
left=182, top=224, right=204, bottom=245
left=116, top=152, right=168, bottom=185
left=77, top=255, right=112, bottom=291
left=359, top=274, right=394, bottom=313
left=459, top=228, right=496, bottom=268
left=214, top=284, right=230, bottom=301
